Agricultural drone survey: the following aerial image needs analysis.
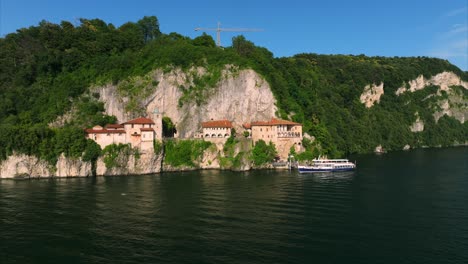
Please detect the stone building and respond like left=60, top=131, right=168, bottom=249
left=245, top=118, right=303, bottom=159
left=85, top=110, right=162, bottom=152
left=85, top=124, right=126, bottom=149
left=200, top=119, right=233, bottom=139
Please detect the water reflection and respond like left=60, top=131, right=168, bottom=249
left=296, top=171, right=355, bottom=182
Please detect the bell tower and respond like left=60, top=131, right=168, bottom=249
left=152, top=108, right=163, bottom=140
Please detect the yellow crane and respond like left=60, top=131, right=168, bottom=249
left=194, top=22, right=262, bottom=47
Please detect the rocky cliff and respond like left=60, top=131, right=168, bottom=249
left=0, top=154, right=91, bottom=179
left=360, top=71, right=467, bottom=125
left=360, top=82, right=384, bottom=108
left=94, top=66, right=277, bottom=137
left=0, top=152, right=162, bottom=179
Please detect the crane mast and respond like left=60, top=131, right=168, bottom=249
left=194, top=22, right=262, bottom=47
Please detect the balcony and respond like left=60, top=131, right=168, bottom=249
left=277, top=132, right=301, bottom=138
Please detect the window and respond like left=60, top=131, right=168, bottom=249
left=131, top=124, right=134, bottom=128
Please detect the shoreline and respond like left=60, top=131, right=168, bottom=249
left=1, top=145, right=466, bottom=180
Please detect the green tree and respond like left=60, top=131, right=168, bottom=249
left=193, top=33, right=216, bottom=47
left=232, top=35, right=255, bottom=57
left=251, top=140, right=277, bottom=166
left=137, top=16, right=161, bottom=43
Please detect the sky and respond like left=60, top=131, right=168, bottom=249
left=1, top=0, right=467, bottom=70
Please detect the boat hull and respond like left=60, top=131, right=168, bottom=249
left=297, top=166, right=355, bottom=173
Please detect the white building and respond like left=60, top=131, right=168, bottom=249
left=201, top=119, right=233, bottom=139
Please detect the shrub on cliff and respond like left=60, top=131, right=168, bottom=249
left=163, top=139, right=211, bottom=167
left=251, top=140, right=277, bottom=166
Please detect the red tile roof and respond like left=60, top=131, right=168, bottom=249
left=105, top=124, right=124, bottom=129
left=85, top=129, right=125, bottom=134
left=201, top=119, right=233, bottom=128
left=251, top=118, right=302, bottom=126
left=243, top=123, right=252, bottom=129
left=140, top=128, right=155, bottom=132
left=122, top=117, right=155, bottom=125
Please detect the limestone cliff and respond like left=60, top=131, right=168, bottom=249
left=94, top=66, right=277, bottom=138
left=360, top=83, right=384, bottom=108
left=410, top=112, right=424, bottom=132
left=0, top=154, right=91, bottom=179
left=0, top=151, right=162, bottom=178
left=395, top=72, right=468, bottom=95
left=360, top=71, right=467, bottom=124
left=395, top=72, right=467, bottom=123
left=96, top=151, right=163, bottom=176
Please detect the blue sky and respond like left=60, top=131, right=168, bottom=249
left=1, top=0, right=467, bottom=70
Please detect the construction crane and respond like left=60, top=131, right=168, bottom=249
left=194, top=22, right=262, bottom=47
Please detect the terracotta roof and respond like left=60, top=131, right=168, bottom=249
left=105, top=124, right=124, bottom=129
left=122, top=117, right=155, bottom=125
left=243, top=123, right=251, bottom=129
left=201, top=119, right=233, bottom=128
left=140, top=128, right=155, bottom=132
left=85, top=129, right=125, bottom=134
left=251, top=118, right=302, bottom=126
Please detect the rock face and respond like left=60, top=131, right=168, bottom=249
left=410, top=113, right=424, bottom=132
left=95, top=67, right=277, bottom=138
left=96, top=151, right=163, bottom=176
left=360, top=71, right=467, bottom=123
left=360, top=83, right=384, bottom=108
left=0, top=154, right=91, bottom=179
left=0, top=151, right=164, bottom=178
left=433, top=97, right=467, bottom=123
left=395, top=71, right=468, bottom=95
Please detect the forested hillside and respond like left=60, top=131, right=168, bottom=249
left=1, top=16, right=467, bottom=162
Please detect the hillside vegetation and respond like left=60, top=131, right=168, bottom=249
left=0, top=16, right=467, bottom=162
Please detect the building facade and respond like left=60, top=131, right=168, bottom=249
left=85, top=110, right=162, bottom=152
left=246, top=118, right=303, bottom=159
left=200, top=119, right=233, bottom=139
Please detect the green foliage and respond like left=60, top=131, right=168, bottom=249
left=153, top=140, right=163, bottom=154
left=101, top=143, right=134, bottom=169
left=82, top=139, right=101, bottom=162
left=0, top=124, right=90, bottom=165
left=163, top=139, right=212, bottom=167
left=220, top=135, right=242, bottom=168
left=137, top=16, right=161, bottom=42
left=178, top=66, right=223, bottom=107
left=251, top=140, right=277, bottom=166
left=243, top=131, right=250, bottom=138
left=193, top=33, right=216, bottom=48
left=223, top=135, right=238, bottom=152
left=162, top=116, right=176, bottom=137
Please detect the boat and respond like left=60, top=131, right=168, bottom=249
left=297, top=158, right=356, bottom=173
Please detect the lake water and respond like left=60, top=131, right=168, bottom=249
left=1, top=147, right=467, bottom=263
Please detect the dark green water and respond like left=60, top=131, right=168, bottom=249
left=1, top=147, right=467, bottom=264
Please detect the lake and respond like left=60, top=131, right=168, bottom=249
left=1, top=147, right=467, bottom=263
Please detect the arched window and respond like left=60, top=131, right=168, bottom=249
left=205, top=134, right=210, bottom=138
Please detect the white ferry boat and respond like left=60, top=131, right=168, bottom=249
left=297, top=158, right=356, bottom=173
